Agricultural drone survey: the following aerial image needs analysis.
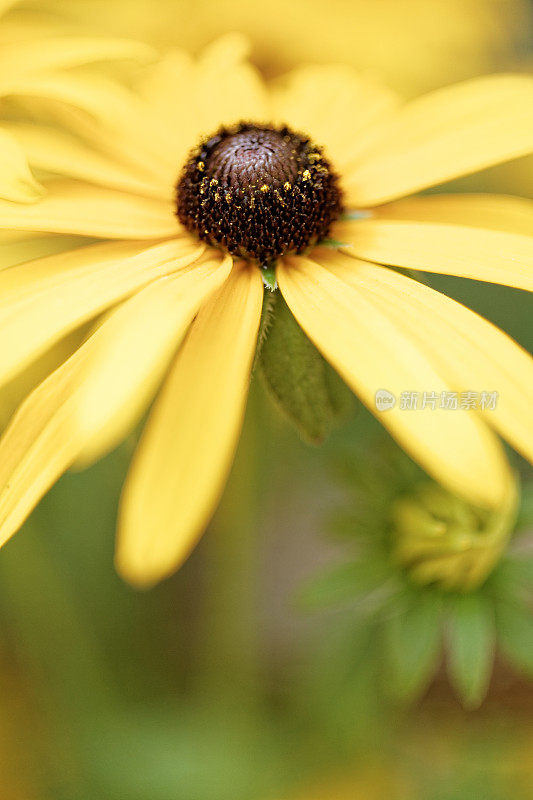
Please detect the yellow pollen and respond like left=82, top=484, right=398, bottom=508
left=197, top=161, right=205, bottom=172
left=260, top=183, right=270, bottom=192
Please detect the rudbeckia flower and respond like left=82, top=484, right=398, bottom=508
left=0, top=35, right=532, bottom=586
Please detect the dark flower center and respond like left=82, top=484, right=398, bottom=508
left=175, top=122, right=343, bottom=266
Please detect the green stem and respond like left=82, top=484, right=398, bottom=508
left=195, top=386, right=262, bottom=710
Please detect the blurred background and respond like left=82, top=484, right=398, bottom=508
left=0, top=1, right=532, bottom=798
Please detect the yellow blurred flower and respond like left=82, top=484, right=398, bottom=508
left=0, top=0, right=153, bottom=203
left=37, top=0, right=533, bottom=94
left=0, top=35, right=532, bottom=585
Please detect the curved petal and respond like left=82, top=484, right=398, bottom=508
left=271, top=65, right=400, bottom=170
left=73, top=254, right=234, bottom=467
left=3, top=73, right=176, bottom=175
left=0, top=125, right=43, bottom=202
left=116, top=262, right=263, bottom=587
left=0, top=37, right=154, bottom=82
left=343, top=75, right=533, bottom=206
left=357, top=193, right=533, bottom=235
left=319, top=249, right=533, bottom=464
left=0, top=254, right=232, bottom=550
left=0, top=237, right=205, bottom=386
left=141, top=35, right=269, bottom=167
left=4, top=122, right=170, bottom=199
left=195, top=35, right=269, bottom=136
left=0, top=232, right=91, bottom=271
left=278, top=254, right=512, bottom=508
left=0, top=180, right=178, bottom=238
left=335, top=195, right=533, bottom=291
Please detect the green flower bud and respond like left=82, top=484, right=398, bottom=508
left=390, top=479, right=518, bottom=591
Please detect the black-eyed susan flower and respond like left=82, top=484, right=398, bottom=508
left=0, top=35, right=532, bottom=586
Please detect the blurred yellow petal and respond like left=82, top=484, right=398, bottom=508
left=0, top=37, right=154, bottom=81
left=321, top=249, right=533, bottom=463
left=278, top=254, right=511, bottom=508
left=0, top=180, right=177, bottom=238
left=336, top=196, right=533, bottom=290
left=361, top=193, right=533, bottom=235
left=0, top=231, right=90, bottom=271
left=272, top=65, right=400, bottom=170
left=343, top=75, right=533, bottom=206
left=117, top=262, right=263, bottom=586
left=4, top=122, right=171, bottom=199
left=0, top=237, right=204, bottom=386
left=0, top=254, right=231, bottom=548
left=196, top=34, right=269, bottom=134
left=140, top=35, right=269, bottom=167
left=2, top=73, right=176, bottom=174
left=0, top=125, right=43, bottom=202
left=0, top=329, right=84, bottom=429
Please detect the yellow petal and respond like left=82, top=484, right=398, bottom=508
left=73, top=253, right=234, bottom=466
left=272, top=65, right=400, bottom=170
left=116, top=262, right=263, bottom=586
left=0, top=179, right=178, bottom=238
left=0, top=1, right=16, bottom=15
left=343, top=75, right=533, bottom=206
left=0, top=237, right=204, bottom=386
left=0, top=125, right=43, bottom=202
left=0, top=37, right=154, bottom=82
left=196, top=34, right=269, bottom=134
left=335, top=196, right=533, bottom=291
left=4, top=122, right=170, bottom=199
left=278, top=254, right=511, bottom=508
left=0, top=254, right=231, bottom=548
left=321, top=249, right=533, bottom=464
left=361, top=193, right=533, bottom=235
left=0, top=232, right=91, bottom=271
left=3, top=73, right=176, bottom=176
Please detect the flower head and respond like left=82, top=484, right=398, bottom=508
left=0, top=35, right=532, bottom=585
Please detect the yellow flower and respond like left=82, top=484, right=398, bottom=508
left=0, top=35, right=532, bottom=586
left=0, top=0, right=153, bottom=202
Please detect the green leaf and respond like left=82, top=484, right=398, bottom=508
left=297, top=559, right=393, bottom=610
left=446, top=594, right=495, bottom=709
left=258, top=292, right=352, bottom=443
left=496, top=600, right=533, bottom=678
left=383, top=593, right=442, bottom=702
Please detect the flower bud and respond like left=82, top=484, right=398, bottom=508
left=390, top=479, right=518, bottom=590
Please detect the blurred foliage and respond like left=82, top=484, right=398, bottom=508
left=0, top=385, right=531, bottom=798
left=299, top=437, right=533, bottom=710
